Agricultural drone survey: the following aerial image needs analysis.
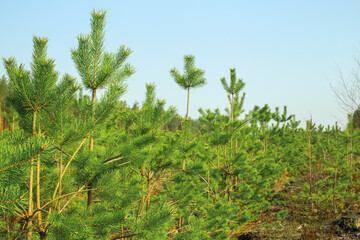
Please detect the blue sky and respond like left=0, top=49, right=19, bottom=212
left=1, top=1, right=360, bottom=127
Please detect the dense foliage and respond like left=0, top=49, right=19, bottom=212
left=0, top=9, right=359, bottom=240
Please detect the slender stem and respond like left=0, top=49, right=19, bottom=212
left=43, top=185, right=89, bottom=210
left=59, top=185, right=86, bottom=213
left=36, top=122, right=44, bottom=232
left=36, top=154, right=43, bottom=231
left=58, top=104, right=64, bottom=212
left=88, top=88, right=97, bottom=209
left=186, top=87, right=190, bottom=120
left=89, top=89, right=97, bottom=152
left=58, top=146, right=63, bottom=213
left=27, top=111, right=37, bottom=240
left=52, top=138, right=87, bottom=201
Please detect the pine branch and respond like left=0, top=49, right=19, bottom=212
left=52, top=137, right=87, bottom=200
left=0, top=145, right=46, bottom=173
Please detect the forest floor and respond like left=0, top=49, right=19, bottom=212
left=232, top=184, right=360, bottom=240
left=234, top=209, right=360, bottom=239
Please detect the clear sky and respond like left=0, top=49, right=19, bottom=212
left=1, top=1, right=360, bottom=127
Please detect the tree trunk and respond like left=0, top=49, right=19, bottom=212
left=183, top=88, right=190, bottom=170
left=88, top=89, right=97, bottom=210
left=89, top=89, right=96, bottom=152
left=36, top=123, right=44, bottom=232
left=186, top=87, right=190, bottom=120
left=58, top=146, right=63, bottom=212
left=27, top=111, right=37, bottom=240
left=230, top=93, right=234, bottom=157
left=36, top=154, right=43, bottom=231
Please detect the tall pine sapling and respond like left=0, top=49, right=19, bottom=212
left=220, top=68, right=245, bottom=123
left=170, top=55, right=205, bottom=170
left=220, top=68, right=245, bottom=156
left=71, top=9, right=135, bottom=209
left=3, top=36, right=76, bottom=239
left=170, top=55, right=206, bottom=120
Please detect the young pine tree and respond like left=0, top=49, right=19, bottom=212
left=170, top=55, right=206, bottom=120
left=3, top=36, right=76, bottom=239
left=71, top=9, right=135, bottom=209
left=170, top=55, right=206, bottom=170
left=220, top=68, right=245, bottom=123
left=220, top=68, right=246, bottom=156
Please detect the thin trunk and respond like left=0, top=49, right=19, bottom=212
left=186, top=87, right=190, bottom=120
left=235, top=139, right=238, bottom=153
left=89, top=89, right=96, bottom=152
left=121, top=225, right=124, bottom=240
left=36, top=125, right=43, bottom=232
left=183, top=111, right=189, bottom=171
left=182, top=158, right=186, bottom=171
left=52, top=138, right=87, bottom=202
left=27, top=111, right=37, bottom=240
left=36, top=154, right=43, bottom=231
left=58, top=105, right=64, bottom=212
left=58, top=146, right=63, bottom=212
left=231, top=94, right=234, bottom=123
left=283, top=123, right=286, bottom=136
left=88, top=89, right=97, bottom=209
